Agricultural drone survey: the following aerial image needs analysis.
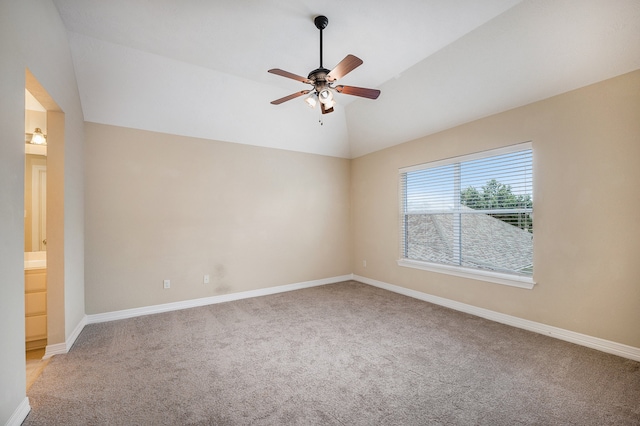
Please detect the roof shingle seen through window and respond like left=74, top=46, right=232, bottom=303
left=406, top=208, right=533, bottom=275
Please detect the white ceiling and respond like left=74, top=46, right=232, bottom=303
left=53, top=0, right=640, bottom=158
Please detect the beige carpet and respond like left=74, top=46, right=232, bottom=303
left=25, top=281, right=640, bottom=425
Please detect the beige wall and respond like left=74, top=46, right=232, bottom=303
left=84, top=123, right=352, bottom=314
left=351, top=69, right=640, bottom=348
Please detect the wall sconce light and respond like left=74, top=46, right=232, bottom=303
left=29, top=128, right=47, bottom=145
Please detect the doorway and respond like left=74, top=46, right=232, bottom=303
left=24, top=69, right=64, bottom=390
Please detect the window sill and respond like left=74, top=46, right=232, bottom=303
left=397, top=259, right=536, bottom=289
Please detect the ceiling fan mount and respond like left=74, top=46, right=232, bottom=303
left=268, top=15, right=380, bottom=115
left=314, top=15, right=328, bottom=31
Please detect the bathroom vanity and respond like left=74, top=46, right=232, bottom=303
left=25, top=252, right=47, bottom=350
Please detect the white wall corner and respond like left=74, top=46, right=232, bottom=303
left=67, top=315, right=88, bottom=351
left=5, top=397, right=30, bottom=426
left=353, top=274, right=640, bottom=362
left=43, top=314, right=88, bottom=359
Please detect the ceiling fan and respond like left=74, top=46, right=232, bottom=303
left=268, top=15, right=380, bottom=115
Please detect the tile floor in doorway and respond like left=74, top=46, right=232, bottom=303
left=26, top=348, right=50, bottom=390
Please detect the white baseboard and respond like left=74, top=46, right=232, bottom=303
left=43, top=314, right=88, bottom=359
left=43, top=273, right=640, bottom=363
left=87, top=274, right=354, bottom=324
left=43, top=275, right=353, bottom=358
left=6, top=397, right=30, bottom=426
left=5, top=275, right=634, bottom=426
left=43, top=342, right=66, bottom=359
left=354, top=274, right=640, bottom=362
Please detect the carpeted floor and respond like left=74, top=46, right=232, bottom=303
left=25, top=281, right=640, bottom=425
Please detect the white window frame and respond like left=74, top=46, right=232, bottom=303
left=397, top=142, right=536, bottom=289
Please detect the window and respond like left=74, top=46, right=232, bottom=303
left=398, top=143, right=534, bottom=288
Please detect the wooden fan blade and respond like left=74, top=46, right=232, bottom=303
left=335, top=85, right=380, bottom=100
left=268, top=69, right=312, bottom=84
left=327, top=54, right=363, bottom=82
left=270, top=90, right=311, bottom=105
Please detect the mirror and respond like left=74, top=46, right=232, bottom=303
left=25, top=90, right=47, bottom=253
left=25, top=154, right=47, bottom=252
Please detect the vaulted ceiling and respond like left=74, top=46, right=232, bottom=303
left=52, top=0, right=640, bottom=158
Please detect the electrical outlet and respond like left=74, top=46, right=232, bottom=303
left=163, top=279, right=170, bottom=289
left=363, top=260, right=367, bottom=268
left=203, top=274, right=210, bottom=284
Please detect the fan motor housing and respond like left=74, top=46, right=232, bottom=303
left=308, top=67, right=331, bottom=90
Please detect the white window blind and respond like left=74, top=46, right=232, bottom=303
left=399, top=143, right=533, bottom=278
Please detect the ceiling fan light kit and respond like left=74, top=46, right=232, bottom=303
left=268, top=15, right=380, bottom=116
left=305, top=93, right=318, bottom=108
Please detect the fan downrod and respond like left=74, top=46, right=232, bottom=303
left=314, top=16, right=329, bottom=69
